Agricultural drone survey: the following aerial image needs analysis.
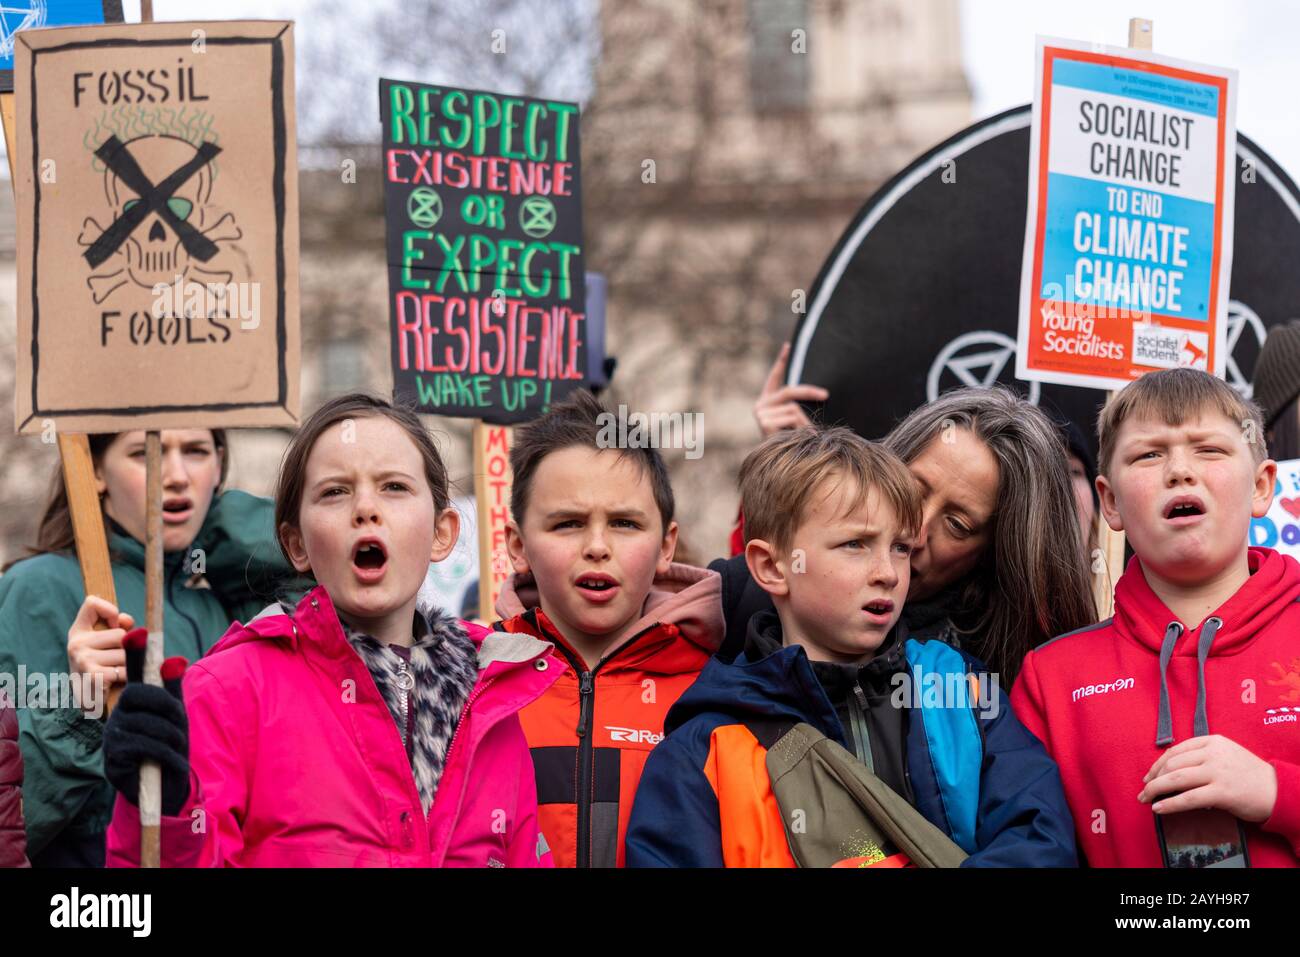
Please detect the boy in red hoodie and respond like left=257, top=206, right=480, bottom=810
left=1013, top=368, right=1300, bottom=867
left=496, top=391, right=723, bottom=867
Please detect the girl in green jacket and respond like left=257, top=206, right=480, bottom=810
left=0, top=429, right=292, bottom=866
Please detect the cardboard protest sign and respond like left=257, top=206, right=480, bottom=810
left=380, top=78, right=587, bottom=424
left=0, top=0, right=123, bottom=93
left=13, top=20, right=300, bottom=434
left=788, top=106, right=1300, bottom=451
left=474, top=422, right=512, bottom=618
left=1017, top=37, right=1237, bottom=391
left=1250, top=459, right=1300, bottom=561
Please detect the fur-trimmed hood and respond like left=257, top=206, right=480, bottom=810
left=495, top=561, right=724, bottom=658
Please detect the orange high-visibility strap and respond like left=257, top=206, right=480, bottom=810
left=702, top=724, right=797, bottom=868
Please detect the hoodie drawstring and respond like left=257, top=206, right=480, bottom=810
left=1155, top=616, right=1222, bottom=747
left=1155, top=622, right=1182, bottom=747
left=1193, top=617, right=1221, bottom=738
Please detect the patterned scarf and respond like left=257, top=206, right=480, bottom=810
left=343, top=607, right=479, bottom=815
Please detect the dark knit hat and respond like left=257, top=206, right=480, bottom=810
left=1253, top=320, right=1300, bottom=428
left=1056, top=417, right=1099, bottom=507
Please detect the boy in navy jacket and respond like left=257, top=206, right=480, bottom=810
left=626, top=427, right=1077, bottom=867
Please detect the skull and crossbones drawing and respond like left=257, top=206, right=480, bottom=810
left=78, top=134, right=243, bottom=304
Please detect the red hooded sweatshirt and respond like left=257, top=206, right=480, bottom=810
left=1013, top=547, right=1300, bottom=867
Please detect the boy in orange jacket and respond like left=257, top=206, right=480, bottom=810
left=496, top=390, right=723, bottom=867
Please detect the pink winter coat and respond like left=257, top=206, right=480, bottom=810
left=107, top=586, right=564, bottom=867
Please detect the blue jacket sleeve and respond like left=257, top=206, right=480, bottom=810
left=625, top=722, right=725, bottom=868
left=962, top=682, right=1079, bottom=868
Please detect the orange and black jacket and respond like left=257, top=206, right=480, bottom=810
left=495, top=562, right=723, bottom=868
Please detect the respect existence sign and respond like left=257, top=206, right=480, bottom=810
left=379, top=78, right=588, bottom=424
left=1017, top=36, right=1237, bottom=391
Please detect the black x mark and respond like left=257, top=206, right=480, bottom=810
left=83, top=135, right=223, bottom=269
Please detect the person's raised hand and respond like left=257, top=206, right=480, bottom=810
left=1138, top=734, right=1278, bottom=822
left=753, top=342, right=829, bottom=437
left=67, top=594, right=134, bottom=712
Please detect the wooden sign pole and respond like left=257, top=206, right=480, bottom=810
left=0, top=95, right=122, bottom=712
left=473, top=422, right=514, bottom=624
left=1091, top=16, right=1151, bottom=619
left=139, top=433, right=163, bottom=867
left=132, top=1, right=164, bottom=870
left=1128, top=15, right=1152, bottom=49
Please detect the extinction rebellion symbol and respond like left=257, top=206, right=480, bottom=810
left=519, top=195, right=556, bottom=238
left=407, top=187, right=443, bottom=229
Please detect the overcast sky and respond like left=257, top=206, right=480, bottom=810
left=8, top=0, right=1299, bottom=182
left=960, top=0, right=1300, bottom=178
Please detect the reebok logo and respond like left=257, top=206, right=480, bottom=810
left=1071, top=677, right=1135, bottom=702
left=606, top=725, right=663, bottom=745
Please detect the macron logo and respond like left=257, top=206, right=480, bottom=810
left=1072, top=677, right=1135, bottom=702
left=606, top=726, right=663, bottom=745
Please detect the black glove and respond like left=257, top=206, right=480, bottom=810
left=103, top=629, right=191, bottom=816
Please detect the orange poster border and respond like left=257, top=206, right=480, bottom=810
left=1028, top=46, right=1231, bottom=378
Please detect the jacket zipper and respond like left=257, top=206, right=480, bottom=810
left=574, top=669, right=595, bottom=866
left=430, top=677, right=495, bottom=864
left=901, top=705, right=913, bottom=799
left=441, top=677, right=495, bottom=798
left=850, top=683, right=874, bottom=773
left=167, top=561, right=204, bottom=652
left=434, top=659, right=563, bottom=866
left=396, top=657, right=412, bottom=752
left=554, top=624, right=662, bottom=869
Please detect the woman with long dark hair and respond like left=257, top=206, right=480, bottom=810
left=881, top=388, right=1097, bottom=683
left=721, top=374, right=1097, bottom=684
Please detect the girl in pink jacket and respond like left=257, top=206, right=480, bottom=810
left=102, top=394, right=563, bottom=867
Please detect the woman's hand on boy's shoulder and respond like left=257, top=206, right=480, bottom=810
left=1138, top=734, right=1278, bottom=822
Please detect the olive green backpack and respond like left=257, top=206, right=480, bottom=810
left=745, top=718, right=968, bottom=868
